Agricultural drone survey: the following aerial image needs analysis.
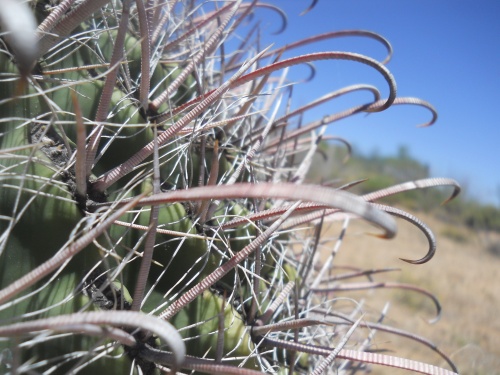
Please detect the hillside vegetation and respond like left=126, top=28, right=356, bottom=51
left=307, top=143, right=500, bottom=237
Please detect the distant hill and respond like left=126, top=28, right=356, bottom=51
left=305, top=142, right=500, bottom=234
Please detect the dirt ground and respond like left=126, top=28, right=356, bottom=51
left=315, top=212, right=500, bottom=374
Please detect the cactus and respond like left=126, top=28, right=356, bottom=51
left=1, top=1, right=461, bottom=374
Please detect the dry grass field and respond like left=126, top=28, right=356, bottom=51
left=315, top=212, right=500, bottom=374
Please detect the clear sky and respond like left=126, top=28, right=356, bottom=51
left=252, top=1, right=500, bottom=205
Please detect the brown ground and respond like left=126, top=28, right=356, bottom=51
left=315, top=212, right=500, bottom=374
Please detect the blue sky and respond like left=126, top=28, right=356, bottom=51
left=251, top=1, right=500, bottom=205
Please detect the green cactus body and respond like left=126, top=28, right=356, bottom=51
left=112, top=202, right=216, bottom=293
left=170, top=290, right=257, bottom=369
left=0, top=3, right=277, bottom=372
left=215, top=202, right=256, bottom=253
left=0, top=46, right=130, bottom=373
left=94, top=29, right=196, bottom=114
left=0, top=69, right=98, bottom=273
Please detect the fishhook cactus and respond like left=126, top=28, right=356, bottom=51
left=1, top=1, right=460, bottom=374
